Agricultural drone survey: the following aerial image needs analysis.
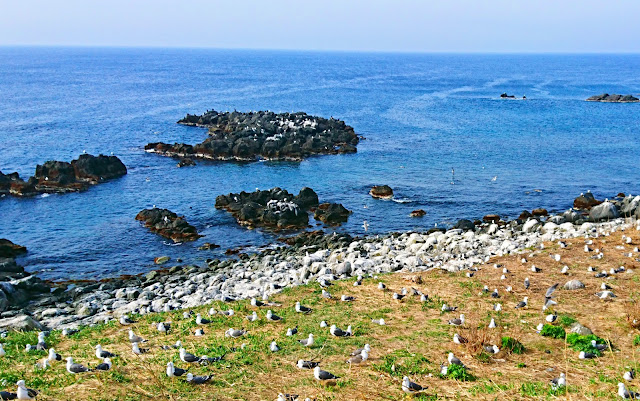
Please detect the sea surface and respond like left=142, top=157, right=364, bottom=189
left=1, top=48, right=639, bottom=280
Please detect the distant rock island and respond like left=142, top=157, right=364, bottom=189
left=145, top=110, right=359, bottom=162
left=0, top=154, right=127, bottom=197
left=586, top=93, right=639, bottom=103
left=135, top=208, right=202, bottom=242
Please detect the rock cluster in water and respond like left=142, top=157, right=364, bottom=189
left=135, top=208, right=202, bottom=243
left=215, top=187, right=350, bottom=230
left=145, top=110, right=359, bottom=162
left=0, top=154, right=127, bottom=197
left=586, top=94, right=639, bottom=103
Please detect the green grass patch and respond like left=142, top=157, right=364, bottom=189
left=445, top=364, right=475, bottom=381
left=540, top=324, right=566, bottom=339
left=502, top=336, right=525, bottom=354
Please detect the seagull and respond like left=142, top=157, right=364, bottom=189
left=16, top=380, right=37, bottom=400
left=341, top=295, right=355, bottom=302
left=132, top=342, right=148, bottom=355
left=402, top=376, right=426, bottom=394
left=546, top=314, right=557, bottom=323
left=277, top=393, right=299, bottom=401
left=160, top=340, right=182, bottom=350
left=266, top=310, right=282, bottom=321
left=491, top=289, right=500, bottom=298
left=618, top=382, right=640, bottom=399
left=0, top=390, right=17, bottom=400
left=196, top=314, right=211, bottom=325
left=320, top=321, right=328, bottom=328
left=448, top=314, right=465, bottom=326
left=95, top=358, right=112, bottom=371
left=66, top=357, right=91, bottom=373
left=95, top=345, right=116, bottom=359
left=180, top=348, right=200, bottom=363
left=47, top=348, right=62, bottom=362
left=515, top=297, right=528, bottom=309
left=186, top=373, right=213, bottom=384
left=295, top=302, right=312, bottom=314
left=119, top=315, right=134, bottom=325
left=35, top=358, right=50, bottom=370
left=591, top=340, right=607, bottom=351
left=322, top=289, right=333, bottom=299
left=330, top=325, right=350, bottom=337
left=550, top=373, right=566, bottom=389
left=484, top=345, right=500, bottom=354
left=225, top=328, right=246, bottom=338
left=0, top=343, right=5, bottom=357
left=624, top=369, right=635, bottom=382
left=351, top=344, right=371, bottom=356
left=524, top=277, right=530, bottom=289
left=579, top=351, right=597, bottom=359
left=128, top=330, right=146, bottom=343
left=561, top=266, right=569, bottom=274
left=246, top=311, right=259, bottom=322
left=453, top=333, right=468, bottom=344
left=531, top=265, right=542, bottom=273
left=347, top=350, right=369, bottom=364
left=250, top=298, right=265, bottom=307
left=298, top=333, right=314, bottom=347
left=194, top=329, right=205, bottom=336
left=378, top=282, right=386, bottom=290
left=493, top=303, right=502, bottom=311
left=36, top=332, right=47, bottom=350
left=372, top=318, right=386, bottom=326
left=596, top=291, right=617, bottom=299
left=448, top=352, right=464, bottom=367
left=270, top=340, right=280, bottom=352
left=157, top=322, right=171, bottom=333
left=286, top=326, right=298, bottom=336
left=442, top=304, right=457, bottom=312
left=166, top=361, right=189, bottom=377
left=297, top=360, right=320, bottom=369
left=488, top=318, right=496, bottom=328
left=420, top=294, right=429, bottom=302
left=314, top=366, right=339, bottom=381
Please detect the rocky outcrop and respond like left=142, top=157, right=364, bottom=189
left=573, top=192, right=601, bottom=210
left=410, top=209, right=426, bottom=218
left=177, top=158, right=196, bottom=167
left=369, top=185, right=393, bottom=199
left=215, top=188, right=316, bottom=230
left=314, top=203, right=351, bottom=225
left=145, top=110, right=359, bottom=162
left=586, top=94, right=639, bottom=103
left=500, top=93, right=516, bottom=99
left=135, top=208, right=202, bottom=242
left=1, top=154, right=126, bottom=198
left=0, top=239, right=27, bottom=259
left=589, top=201, right=619, bottom=221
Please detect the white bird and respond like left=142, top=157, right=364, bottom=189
left=286, top=326, right=298, bottom=336
left=132, top=342, right=148, bottom=355
left=448, top=352, right=464, bottom=366
left=266, top=310, right=282, bottom=321
left=347, top=350, right=369, bottom=364
left=372, top=318, right=386, bottom=326
left=314, top=366, right=339, bottom=381
left=295, top=302, right=312, bottom=314
left=166, top=361, right=188, bottom=377
left=561, top=265, right=569, bottom=274
left=95, top=358, right=112, bottom=371
left=453, top=333, right=468, bottom=344
left=488, top=318, right=496, bottom=328
left=320, top=321, right=328, bottom=328
left=47, top=348, right=62, bottom=361
left=545, top=314, right=557, bottom=323
left=246, top=311, right=258, bottom=322
left=0, top=343, right=4, bottom=357
left=16, top=380, right=37, bottom=400
left=550, top=373, right=566, bottom=389
left=624, top=369, right=635, bottom=382
left=448, top=314, right=465, bottom=326
left=66, top=357, right=91, bottom=373
left=378, top=282, right=386, bottom=290
left=493, top=303, right=502, bottom=311
left=298, top=333, right=314, bottom=347
left=270, top=340, right=280, bottom=352
left=95, top=344, right=116, bottom=359
left=128, top=330, right=146, bottom=343
left=618, top=382, right=640, bottom=399
left=515, top=297, right=528, bottom=309
left=196, top=314, right=211, bottom=325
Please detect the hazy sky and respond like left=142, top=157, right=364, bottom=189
left=1, top=0, right=639, bottom=52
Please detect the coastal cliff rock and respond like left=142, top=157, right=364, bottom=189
left=135, top=208, right=202, bottom=242
left=0, top=239, right=27, bottom=259
left=369, top=185, right=393, bottom=199
left=586, top=94, right=639, bottom=103
left=1, top=154, right=127, bottom=198
left=145, top=110, right=359, bottom=162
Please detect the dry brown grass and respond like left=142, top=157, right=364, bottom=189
left=3, top=224, right=640, bottom=400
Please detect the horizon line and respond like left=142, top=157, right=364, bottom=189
left=1, top=44, right=640, bottom=56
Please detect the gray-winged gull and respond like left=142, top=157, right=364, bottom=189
left=341, top=295, right=355, bottom=302
left=371, top=318, right=386, bottom=326
left=314, top=366, right=339, bottom=381
left=295, top=302, right=312, bottom=314
left=402, top=376, right=426, bottom=394
left=35, top=358, right=50, bottom=370
left=128, top=330, right=147, bottom=343
left=160, top=340, right=181, bottom=350
left=47, top=348, right=62, bottom=361
left=550, top=372, right=566, bottom=389
left=448, top=352, right=464, bottom=366
left=16, top=380, right=37, bottom=400
left=246, top=311, right=258, bottom=322
left=225, top=328, right=246, bottom=338
left=484, top=345, right=500, bottom=354
left=266, top=310, right=282, bottom=321
left=297, top=359, right=319, bottom=369
left=186, top=373, right=212, bottom=384
left=347, top=350, right=369, bottom=364
left=36, top=332, right=47, bottom=350
left=351, top=344, right=371, bottom=356
left=442, top=304, right=457, bottom=312
left=179, top=348, right=200, bottom=363
left=524, top=277, right=530, bottom=289
left=448, top=314, right=465, bottom=326
left=95, top=344, right=116, bottom=358
left=119, top=315, right=134, bottom=325
left=95, top=358, right=112, bottom=371
left=515, top=297, right=528, bottom=309
left=298, top=333, right=314, bottom=347
left=166, top=361, right=188, bottom=377
left=579, top=351, right=597, bottom=359
left=286, top=326, right=298, bottom=336
left=322, top=289, right=333, bottom=299
left=0, top=344, right=4, bottom=357
left=66, top=357, right=91, bottom=373
left=453, top=333, right=468, bottom=344
left=132, top=342, right=148, bottom=355
left=596, top=290, right=617, bottom=299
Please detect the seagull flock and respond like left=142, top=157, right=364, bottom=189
left=1, top=224, right=640, bottom=399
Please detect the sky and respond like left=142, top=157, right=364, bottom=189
left=1, top=0, right=639, bottom=53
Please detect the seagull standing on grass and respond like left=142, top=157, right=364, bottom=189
left=186, top=373, right=213, bottom=384
left=314, top=366, right=339, bottom=382
left=298, top=334, right=314, bottom=347
left=402, top=376, right=426, bottom=394
left=166, top=361, right=188, bottom=377
left=448, top=352, right=464, bottom=366
left=16, top=380, right=37, bottom=400
left=295, top=302, right=312, bottom=314
left=48, top=348, right=62, bottom=362
left=180, top=348, right=201, bottom=363
left=448, top=314, right=465, bottom=326
left=96, top=345, right=116, bottom=359
left=618, top=382, right=640, bottom=399
left=550, top=373, right=566, bottom=389
left=66, top=357, right=91, bottom=373
left=129, top=330, right=146, bottom=343
left=515, top=297, right=528, bottom=309
left=266, top=310, right=283, bottom=321
left=95, top=358, right=112, bottom=371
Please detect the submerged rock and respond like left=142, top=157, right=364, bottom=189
left=146, top=110, right=359, bottom=162
left=369, top=185, right=393, bottom=199
left=586, top=93, right=639, bottom=103
left=314, top=203, right=351, bottom=226
left=409, top=209, right=426, bottom=218
left=136, top=208, right=202, bottom=242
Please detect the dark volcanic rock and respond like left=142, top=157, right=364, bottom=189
left=0, top=239, right=27, bottom=259
left=573, top=192, right=601, bottom=210
left=500, top=93, right=516, bottom=99
left=314, top=203, right=351, bottom=226
left=482, top=214, right=500, bottom=223
left=409, top=209, right=427, bottom=217
left=145, top=110, right=359, bottom=162
left=136, top=208, right=202, bottom=242
left=177, top=158, right=196, bottom=167
left=586, top=93, right=639, bottom=103
left=216, top=188, right=312, bottom=230
left=531, top=208, right=548, bottom=217
left=369, top=185, right=393, bottom=199
left=454, top=219, right=475, bottom=231
left=2, top=154, right=126, bottom=198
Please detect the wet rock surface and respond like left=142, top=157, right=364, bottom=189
left=0, top=239, right=27, bottom=259
left=369, top=185, right=393, bottom=199
left=1, top=154, right=126, bottom=197
left=586, top=93, right=639, bottom=103
left=145, top=110, right=359, bottom=162
left=136, top=208, right=202, bottom=242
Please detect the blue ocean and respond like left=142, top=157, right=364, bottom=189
left=1, top=48, right=638, bottom=280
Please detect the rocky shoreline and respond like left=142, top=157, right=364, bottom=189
left=145, top=110, right=359, bottom=162
left=0, top=154, right=127, bottom=197
left=1, top=191, right=639, bottom=333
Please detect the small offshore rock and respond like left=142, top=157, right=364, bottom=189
left=532, top=208, right=548, bottom=216
left=154, top=256, right=171, bottom=265
left=369, top=185, right=393, bottom=199
left=483, top=214, right=500, bottom=223
left=409, top=209, right=426, bottom=217
left=573, top=192, right=601, bottom=210
left=198, top=242, right=220, bottom=251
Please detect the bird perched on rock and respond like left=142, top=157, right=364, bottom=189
left=95, top=358, right=112, bottom=371
left=402, top=376, right=426, bottom=394
left=66, top=357, right=91, bottom=374
left=314, top=366, right=339, bottom=382
left=186, top=373, right=212, bottom=384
